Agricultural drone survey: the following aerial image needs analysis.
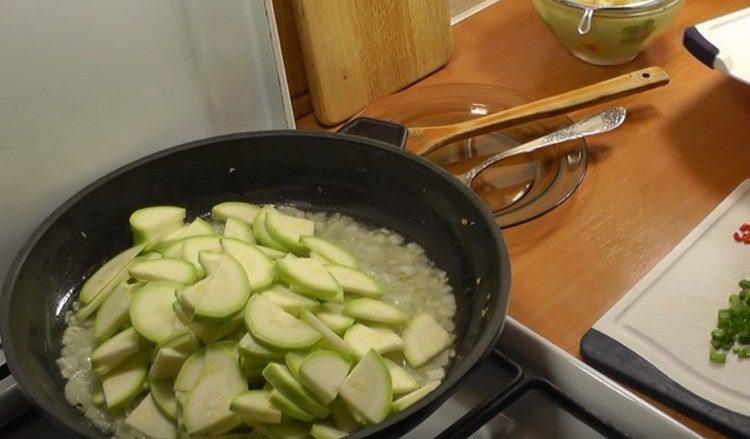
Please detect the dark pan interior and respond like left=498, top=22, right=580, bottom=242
left=1, top=132, right=510, bottom=438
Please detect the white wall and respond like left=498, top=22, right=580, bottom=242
left=0, top=0, right=291, bottom=282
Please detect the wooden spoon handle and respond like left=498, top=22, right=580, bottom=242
left=406, top=66, right=669, bottom=156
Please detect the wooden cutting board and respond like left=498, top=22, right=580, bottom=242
left=291, top=0, right=452, bottom=126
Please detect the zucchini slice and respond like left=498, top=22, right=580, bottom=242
left=384, top=359, right=419, bottom=395
left=391, top=380, right=441, bottom=412
left=102, top=351, right=149, bottom=409
left=221, top=238, right=275, bottom=291
left=211, top=202, right=261, bottom=224
left=129, top=258, right=199, bottom=285
left=314, top=312, right=354, bottom=335
left=93, top=280, right=143, bottom=343
left=224, top=217, right=255, bottom=244
left=277, top=257, right=343, bottom=302
left=252, top=207, right=286, bottom=251
left=129, top=281, right=181, bottom=343
left=268, top=389, right=315, bottom=422
left=300, top=310, right=357, bottom=358
left=181, top=235, right=222, bottom=273
left=300, top=236, right=358, bottom=269
left=197, top=251, right=223, bottom=276
left=150, top=379, right=178, bottom=421
left=179, top=253, right=250, bottom=320
left=328, top=398, right=359, bottom=433
left=338, top=350, right=392, bottom=424
left=79, top=243, right=144, bottom=304
left=91, top=327, right=142, bottom=373
left=238, top=332, right=285, bottom=362
left=124, top=393, right=177, bottom=439
left=255, top=245, right=288, bottom=260
left=262, top=363, right=329, bottom=419
left=311, top=423, right=348, bottom=439
left=230, top=390, right=281, bottom=424
left=244, top=295, right=321, bottom=350
left=299, top=350, right=351, bottom=405
left=325, top=265, right=382, bottom=298
left=260, top=284, right=319, bottom=316
left=130, top=206, right=186, bottom=246
left=403, top=313, right=452, bottom=368
left=149, top=347, right=188, bottom=381
left=344, top=298, right=407, bottom=325
left=174, top=349, right=205, bottom=392
left=343, top=324, right=404, bottom=358
left=183, top=372, right=243, bottom=435
left=155, top=218, right=215, bottom=252
left=265, top=208, right=315, bottom=254
left=285, top=352, right=306, bottom=381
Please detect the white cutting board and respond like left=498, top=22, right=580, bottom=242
left=594, top=179, right=750, bottom=416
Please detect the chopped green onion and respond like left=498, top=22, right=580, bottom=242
left=709, top=278, right=750, bottom=363
left=739, top=279, right=750, bottom=289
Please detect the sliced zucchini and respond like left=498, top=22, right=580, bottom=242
left=260, top=284, right=319, bottom=316
left=174, top=349, right=205, bottom=392
left=344, top=298, right=407, bottom=325
left=149, top=347, right=187, bottom=381
left=129, top=258, right=199, bottom=285
left=79, top=243, right=144, bottom=304
left=268, top=389, right=315, bottom=422
left=179, top=253, right=250, bottom=319
left=299, top=350, right=351, bottom=405
left=265, top=208, right=315, bottom=254
left=91, top=327, right=141, bottom=372
left=344, top=324, right=404, bottom=358
left=125, top=393, right=177, bottom=439
left=300, top=236, right=358, bottom=269
left=256, top=245, right=288, bottom=260
left=239, top=356, right=265, bottom=381
left=130, top=281, right=181, bottom=343
left=102, top=351, right=149, bottom=409
left=261, top=363, right=329, bottom=419
left=311, top=423, right=348, bottom=439
left=384, top=359, right=419, bottom=395
left=159, top=240, right=184, bottom=259
left=155, top=218, right=216, bottom=252
left=221, top=238, right=275, bottom=291
left=253, top=207, right=287, bottom=251
left=130, top=206, right=186, bottom=246
left=224, top=217, right=255, bottom=244
left=238, top=332, right=285, bottom=362
left=339, top=350, right=391, bottom=424
left=277, top=257, right=342, bottom=302
left=202, top=344, right=247, bottom=391
left=259, top=421, right=312, bottom=439
left=325, top=265, right=382, bottom=298
left=285, top=352, right=305, bottom=381
left=315, top=312, right=354, bottom=335
left=309, top=252, right=331, bottom=265
left=211, top=201, right=261, bottom=224
left=244, top=295, right=320, bottom=350
left=230, top=390, right=281, bottom=424
left=392, top=380, right=440, bottom=412
left=150, top=379, right=178, bottom=421
left=173, top=301, right=243, bottom=343
left=93, top=280, right=143, bottom=343
left=181, top=235, right=222, bottom=273
left=403, top=313, right=452, bottom=368
left=328, top=398, right=359, bottom=433
left=321, top=303, right=346, bottom=314
left=183, top=372, right=243, bottom=435
left=92, top=385, right=105, bottom=406
left=300, top=310, right=357, bottom=358
left=198, top=251, right=223, bottom=276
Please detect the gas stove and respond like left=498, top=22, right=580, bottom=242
left=0, top=318, right=698, bottom=438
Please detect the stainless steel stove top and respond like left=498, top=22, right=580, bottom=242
left=0, top=318, right=699, bottom=438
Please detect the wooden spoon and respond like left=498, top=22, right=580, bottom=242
left=405, top=66, right=669, bottom=156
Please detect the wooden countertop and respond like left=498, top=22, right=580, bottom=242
left=297, top=0, right=750, bottom=436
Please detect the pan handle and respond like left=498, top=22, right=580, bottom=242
left=0, top=374, right=30, bottom=427
left=337, top=117, right=408, bottom=149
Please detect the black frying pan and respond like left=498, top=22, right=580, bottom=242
left=0, top=122, right=510, bottom=438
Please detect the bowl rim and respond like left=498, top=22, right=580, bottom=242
left=547, top=0, right=682, bottom=16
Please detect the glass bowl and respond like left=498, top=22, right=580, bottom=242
left=533, top=0, right=684, bottom=65
left=359, top=83, right=589, bottom=228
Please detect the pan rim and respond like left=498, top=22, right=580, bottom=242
left=0, top=129, right=511, bottom=437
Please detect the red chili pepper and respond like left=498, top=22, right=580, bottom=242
left=735, top=232, right=744, bottom=242
left=741, top=223, right=750, bottom=232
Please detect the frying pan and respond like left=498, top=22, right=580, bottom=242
left=0, top=121, right=511, bottom=438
